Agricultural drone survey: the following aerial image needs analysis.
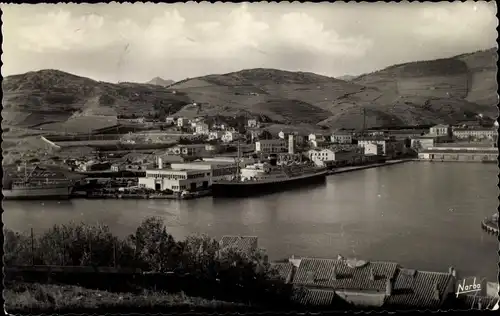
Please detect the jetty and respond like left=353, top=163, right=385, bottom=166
left=481, top=214, right=499, bottom=235
left=328, top=159, right=411, bottom=175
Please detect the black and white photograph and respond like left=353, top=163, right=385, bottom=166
left=2, top=1, right=499, bottom=313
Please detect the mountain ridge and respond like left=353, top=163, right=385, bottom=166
left=146, top=77, right=175, bottom=87
left=2, top=48, right=497, bottom=133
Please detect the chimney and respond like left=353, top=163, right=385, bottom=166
left=433, top=282, right=440, bottom=301
left=332, top=265, right=337, bottom=280
left=288, top=134, right=295, bottom=154
left=448, top=266, right=455, bottom=276
left=157, top=157, right=163, bottom=169
left=306, top=271, right=315, bottom=283
left=369, top=268, right=375, bottom=281
left=385, top=278, right=393, bottom=296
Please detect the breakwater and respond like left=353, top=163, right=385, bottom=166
left=329, top=159, right=412, bottom=175
left=481, top=217, right=499, bottom=235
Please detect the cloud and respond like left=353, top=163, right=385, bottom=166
left=12, top=4, right=372, bottom=61
left=413, top=2, right=497, bottom=45
left=275, top=12, right=373, bottom=57
left=16, top=10, right=108, bottom=52
left=2, top=2, right=496, bottom=81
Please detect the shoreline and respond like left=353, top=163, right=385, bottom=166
left=328, top=159, right=413, bottom=175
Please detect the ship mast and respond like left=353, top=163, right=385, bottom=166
left=235, top=141, right=241, bottom=181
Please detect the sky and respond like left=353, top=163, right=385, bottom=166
left=1, top=2, right=498, bottom=83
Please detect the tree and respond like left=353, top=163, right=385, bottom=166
left=181, top=234, right=220, bottom=278
left=128, top=217, right=182, bottom=272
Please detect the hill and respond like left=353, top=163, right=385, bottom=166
left=169, top=49, right=497, bottom=129
left=2, top=70, right=190, bottom=132
left=146, top=77, right=175, bottom=87
left=3, top=49, right=497, bottom=135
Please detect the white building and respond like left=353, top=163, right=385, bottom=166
left=331, top=131, right=352, bottom=144
left=195, top=123, right=210, bottom=135
left=167, top=144, right=208, bottom=158
left=363, top=143, right=383, bottom=156
left=452, top=127, right=498, bottom=140
left=308, top=133, right=326, bottom=142
left=429, top=124, right=451, bottom=137
left=170, top=161, right=237, bottom=183
left=221, top=131, right=239, bottom=143
left=138, top=160, right=238, bottom=192
left=111, top=164, right=125, bottom=172
left=357, top=138, right=405, bottom=158
left=247, top=119, right=259, bottom=128
left=255, top=139, right=287, bottom=153
left=138, top=168, right=211, bottom=192
left=208, top=131, right=224, bottom=140
left=278, top=131, right=287, bottom=139
left=177, top=117, right=189, bottom=127
left=308, top=148, right=359, bottom=166
left=165, top=117, right=176, bottom=124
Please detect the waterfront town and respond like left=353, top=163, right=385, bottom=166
left=5, top=115, right=498, bottom=199
left=2, top=2, right=499, bottom=313
left=3, top=114, right=499, bottom=311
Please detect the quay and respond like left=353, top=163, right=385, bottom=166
left=328, top=159, right=412, bottom=175
left=73, top=189, right=212, bottom=200
left=481, top=214, right=499, bottom=235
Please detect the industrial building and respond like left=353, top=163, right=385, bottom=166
left=418, top=147, right=498, bottom=162
left=255, top=139, right=287, bottom=154
left=138, top=158, right=238, bottom=192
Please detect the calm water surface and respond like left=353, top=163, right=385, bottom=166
left=3, top=162, right=498, bottom=280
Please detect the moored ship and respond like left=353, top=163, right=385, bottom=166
left=211, top=154, right=327, bottom=198
left=2, top=165, right=75, bottom=200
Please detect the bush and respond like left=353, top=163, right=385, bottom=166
left=5, top=217, right=296, bottom=308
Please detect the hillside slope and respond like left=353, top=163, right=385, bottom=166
left=2, top=70, right=190, bottom=132
left=170, top=49, right=497, bottom=129
left=3, top=49, right=496, bottom=133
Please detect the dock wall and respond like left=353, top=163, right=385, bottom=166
left=40, top=136, right=61, bottom=150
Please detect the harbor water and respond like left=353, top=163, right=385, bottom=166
left=3, top=162, right=498, bottom=281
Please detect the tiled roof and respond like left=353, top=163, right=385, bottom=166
left=293, top=288, right=337, bottom=306
left=292, top=258, right=398, bottom=292
left=458, top=295, right=498, bottom=310
left=384, top=269, right=452, bottom=309
left=219, top=235, right=258, bottom=255
left=270, top=262, right=295, bottom=283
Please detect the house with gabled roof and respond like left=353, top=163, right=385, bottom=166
left=270, top=262, right=295, bottom=284
left=288, top=255, right=457, bottom=309
left=291, top=257, right=399, bottom=307
left=383, top=267, right=456, bottom=309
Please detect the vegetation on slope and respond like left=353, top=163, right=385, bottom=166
left=2, top=69, right=190, bottom=130
left=4, top=282, right=250, bottom=314
left=4, top=217, right=300, bottom=312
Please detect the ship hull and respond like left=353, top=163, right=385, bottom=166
left=2, top=186, right=73, bottom=200
left=212, top=171, right=327, bottom=198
